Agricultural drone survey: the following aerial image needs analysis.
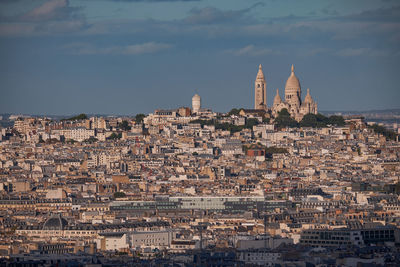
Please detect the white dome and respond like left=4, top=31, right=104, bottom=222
left=285, top=65, right=301, bottom=90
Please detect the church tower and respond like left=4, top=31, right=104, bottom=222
left=254, top=64, right=267, bottom=110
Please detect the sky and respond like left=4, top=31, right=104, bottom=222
left=0, top=0, right=399, bottom=115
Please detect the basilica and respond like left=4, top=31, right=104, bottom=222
left=254, top=64, right=318, bottom=121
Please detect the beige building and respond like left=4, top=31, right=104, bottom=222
left=254, top=64, right=267, bottom=110
left=254, top=64, right=318, bottom=121
left=272, top=65, right=317, bottom=121
left=192, top=94, right=201, bottom=113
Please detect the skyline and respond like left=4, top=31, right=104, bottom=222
left=1, top=0, right=400, bottom=115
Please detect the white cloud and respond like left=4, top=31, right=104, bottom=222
left=224, top=45, right=278, bottom=56
left=63, top=42, right=173, bottom=55
left=0, top=0, right=85, bottom=36
left=23, top=0, right=68, bottom=21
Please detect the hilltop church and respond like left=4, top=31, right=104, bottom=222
left=254, top=64, right=318, bottom=121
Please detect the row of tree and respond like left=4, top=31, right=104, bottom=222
left=368, top=124, right=398, bottom=141
left=61, top=113, right=88, bottom=121
left=226, top=108, right=346, bottom=129
left=61, top=113, right=145, bottom=125
left=274, top=109, right=346, bottom=129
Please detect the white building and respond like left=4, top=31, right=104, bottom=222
left=192, top=94, right=201, bottom=113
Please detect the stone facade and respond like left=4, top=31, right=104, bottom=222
left=254, top=64, right=318, bottom=121
left=192, top=94, right=201, bottom=113
left=254, top=64, right=267, bottom=110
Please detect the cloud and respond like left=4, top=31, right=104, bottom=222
left=63, top=42, right=173, bottom=55
left=340, top=5, right=400, bottom=22
left=0, top=20, right=87, bottom=36
left=20, top=0, right=82, bottom=22
left=0, top=0, right=87, bottom=36
left=224, top=45, right=279, bottom=57
left=184, top=3, right=263, bottom=24
left=184, top=7, right=241, bottom=24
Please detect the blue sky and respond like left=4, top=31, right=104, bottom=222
left=0, top=0, right=399, bottom=115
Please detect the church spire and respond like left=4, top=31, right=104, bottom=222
left=291, top=64, right=294, bottom=73
left=273, top=88, right=282, bottom=106
left=304, top=88, right=314, bottom=103
left=256, top=64, right=265, bottom=80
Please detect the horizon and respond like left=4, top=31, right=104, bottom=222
left=2, top=107, right=400, bottom=118
left=1, top=0, right=400, bottom=115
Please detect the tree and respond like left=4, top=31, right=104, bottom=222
left=107, top=132, right=122, bottom=140
left=135, top=114, right=146, bottom=124
left=62, top=113, right=88, bottom=121
left=263, top=117, right=270, bottom=124
left=120, top=120, right=131, bottom=131
left=274, top=109, right=298, bottom=128
left=368, top=124, right=398, bottom=141
left=315, top=113, right=329, bottom=126
left=328, top=115, right=345, bottom=126
left=227, top=108, right=241, bottom=116
left=84, top=136, right=98, bottom=143
left=299, top=113, right=318, bottom=127
left=245, top=118, right=259, bottom=128
left=114, top=192, right=126, bottom=198
left=299, top=113, right=346, bottom=128
left=278, top=108, right=290, bottom=116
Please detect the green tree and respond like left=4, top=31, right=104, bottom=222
left=120, top=120, right=131, bottom=131
left=114, top=192, right=126, bottom=198
left=299, top=113, right=345, bottom=128
left=263, top=117, right=270, bottom=124
left=62, top=113, right=88, bottom=121
left=245, top=118, right=260, bottom=128
left=299, top=113, right=318, bottom=127
left=84, top=136, right=98, bottom=143
left=107, top=132, right=122, bottom=140
left=368, top=124, right=398, bottom=141
left=274, top=109, right=298, bottom=128
left=328, top=115, right=345, bottom=126
left=278, top=108, right=290, bottom=116
left=227, top=108, right=241, bottom=116
left=135, top=114, right=146, bottom=124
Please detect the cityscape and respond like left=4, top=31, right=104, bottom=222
left=1, top=1, right=400, bottom=267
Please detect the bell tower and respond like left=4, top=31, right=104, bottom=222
left=255, top=64, right=267, bottom=110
